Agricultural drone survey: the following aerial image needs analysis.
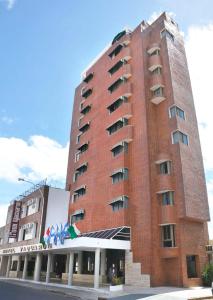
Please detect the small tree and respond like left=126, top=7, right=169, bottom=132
left=202, top=263, right=213, bottom=286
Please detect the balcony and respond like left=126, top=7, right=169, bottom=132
left=150, top=86, right=166, bottom=105
left=148, top=54, right=162, bottom=72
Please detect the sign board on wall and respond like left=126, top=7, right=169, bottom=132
left=9, top=201, right=22, bottom=238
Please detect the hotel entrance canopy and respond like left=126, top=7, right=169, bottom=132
left=0, top=226, right=131, bottom=255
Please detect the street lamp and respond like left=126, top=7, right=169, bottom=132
left=18, top=177, right=46, bottom=244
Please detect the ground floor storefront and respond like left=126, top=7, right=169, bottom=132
left=0, top=249, right=126, bottom=288
left=0, top=229, right=137, bottom=289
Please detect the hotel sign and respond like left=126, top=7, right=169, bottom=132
left=9, top=201, right=22, bottom=238
left=0, top=243, right=52, bottom=255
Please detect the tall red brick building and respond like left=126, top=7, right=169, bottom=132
left=66, top=12, right=210, bottom=287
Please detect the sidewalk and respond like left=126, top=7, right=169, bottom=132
left=141, top=287, right=212, bottom=300
left=0, top=277, right=212, bottom=300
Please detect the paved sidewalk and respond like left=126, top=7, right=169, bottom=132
left=140, top=287, right=212, bottom=300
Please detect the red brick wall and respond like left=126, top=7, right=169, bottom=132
left=66, top=12, right=210, bottom=287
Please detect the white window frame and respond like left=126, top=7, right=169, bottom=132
left=171, top=130, right=189, bottom=146
left=169, top=105, right=185, bottom=120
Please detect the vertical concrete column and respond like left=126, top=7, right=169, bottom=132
left=0, top=256, right=8, bottom=277
left=17, top=256, right=21, bottom=272
left=46, top=253, right=52, bottom=283
left=77, top=251, right=83, bottom=274
left=22, top=255, right=28, bottom=279
left=6, top=256, right=12, bottom=278
left=100, top=249, right=106, bottom=276
left=34, top=253, right=42, bottom=281
left=68, top=251, right=74, bottom=286
left=65, top=254, right=70, bottom=273
left=94, top=248, right=100, bottom=289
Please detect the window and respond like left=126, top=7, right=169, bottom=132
left=111, top=142, right=128, bottom=157
left=159, top=161, right=171, bottom=174
left=81, top=88, right=92, bottom=99
left=79, top=122, right=90, bottom=134
left=151, top=66, right=162, bottom=75
left=83, top=72, right=93, bottom=83
left=172, top=131, right=188, bottom=145
left=110, top=196, right=128, bottom=211
left=107, top=118, right=128, bottom=135
left=161, top=224, right=176, bottom=247
left=108, top=77, right=127, bottom=93
left=149, top=49, right=160, bottom=56
left=79, top=101, right=84, bottom=111
left=161, top=29, right=174, bottom=41
left=22, top=198, right=39, bottom=218
left=75, top=143, right=89, bottom=161
left=107, top=96, right=128, bottom=114
left=153, top=86, right=164, bottom=97
left=71, top=209, right=84, bottom=223
left=81, top=104, right=91, bottom=115
left=111, top=168, right=128, bottom=184
left=77, top=143, right=89, bottom=154
left=78, top=117, right=83, bottom=127
left=74, top=164, right=88, bottom=182
left=169, top=106, right=185, bottom=120
left=108, top=59, right=127, bottom=75
left=22, top=223, right=36, bottom=241
left=186, top=255, right=198, bottom=278
left=73, top=187, right=86, bottom=202
left=109, top=44, right=123, bottom=59
left=161, top=191, right=174, bottom=205
left=76, top=134, right=82, bottom=144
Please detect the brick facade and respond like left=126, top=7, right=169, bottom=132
left=66, top=12, right=210, bottom=287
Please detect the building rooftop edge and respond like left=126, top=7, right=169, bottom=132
left=80, top=12, right=169, bottom=81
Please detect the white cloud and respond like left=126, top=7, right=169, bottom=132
left=0, top=0, right=16, bottom=10
left=6, top=0, right=15, bottom=10
left=185, top=23, right=213, bottom=238
left=0, top=203, right=8, bottom=227
left=0, top=135, right=69, bottom=183
left=147, top=11, right=176, bottom=24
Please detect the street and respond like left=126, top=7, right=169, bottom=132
left=0, top=281, right=80, bottom=300
left=0, top=280, right=155, bottom=300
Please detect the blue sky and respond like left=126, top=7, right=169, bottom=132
left=0, top=0, right=213, bottom=237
